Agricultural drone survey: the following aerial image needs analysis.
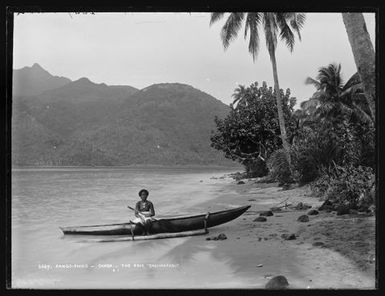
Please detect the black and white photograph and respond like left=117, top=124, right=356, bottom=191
left=8, top=10, right=376, bottom=289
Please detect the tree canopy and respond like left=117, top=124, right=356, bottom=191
left=210, top=81, right=296, bottom=177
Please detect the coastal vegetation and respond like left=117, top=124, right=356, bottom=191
left=210, top=81, right=296, bottom=178
left=210, top=13, right=375, bottom=212
left=210, top=12, right=306, bottom=177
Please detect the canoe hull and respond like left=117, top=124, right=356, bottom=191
left=60, top=205, right=251, bottom=236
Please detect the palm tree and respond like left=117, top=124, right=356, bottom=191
left=305, top=63, right=373, bottom=125
left=305, top=63, right=344, bottom=100
left=210, top=13, right=306, bottom=173
left=342, top=13, right=375, bottom=121
left=231, top=84, right=248, bottom=109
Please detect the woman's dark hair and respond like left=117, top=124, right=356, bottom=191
left=138, top=189, right=149, bottom=196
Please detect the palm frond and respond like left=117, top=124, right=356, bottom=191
left=275, top=13, right=295, bottom=52
left=220, top=13, right=245, bottom=49
left=352, top=101, right=374, bottom=124
left=316, top=63, right=344, bottom=96
left=280, top=25, right=295, bottom=51
left=340, top=83, right=363, bottom=98
left=245, top=13, right=261, bottom=61
left=305, top=77, right=321, bottom=89
left=263, top=13, right=278, bottom=55
left=290, top=13, right=306, bottom=40
left=342, top=72, right=361, bottom=91
left=210, top=13, right=226, bottom=26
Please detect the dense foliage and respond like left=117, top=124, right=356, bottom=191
left=291, top=64, right=375, bottom=209
left=291, top=64, right=375, bottom=184
left=311, top=164, right=374, bottom=209
left=212, top=63, right=375, bottom=210
left=210, top=82, right=296, bottom=177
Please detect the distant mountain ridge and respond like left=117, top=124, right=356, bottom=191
left=12, top=64, right=233, bottom=166
left=13, top=63, right=72, bottom=96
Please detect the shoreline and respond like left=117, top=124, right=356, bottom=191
left=184, top=175, right=376, bottom=289
left=11, top=164, right=242, bottom=170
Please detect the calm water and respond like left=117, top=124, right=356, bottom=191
left=11, top=166, right=255, bottom=289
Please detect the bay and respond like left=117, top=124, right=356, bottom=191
left=11, top=166, right=254, bottom=289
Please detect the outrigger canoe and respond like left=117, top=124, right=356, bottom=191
left=60, top=205, right=251, bottom=236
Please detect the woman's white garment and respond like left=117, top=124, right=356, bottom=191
left=131, top=216, right=155, bottom=224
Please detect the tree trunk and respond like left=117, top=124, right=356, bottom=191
left=269, top=51, right=293, bottom=173
left=342, top=13, right=376, bottom=120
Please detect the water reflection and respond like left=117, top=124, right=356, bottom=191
left=12, top=167, right=245, bottom=288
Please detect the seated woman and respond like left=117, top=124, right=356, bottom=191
left=131, top=189, right=155, bottom=235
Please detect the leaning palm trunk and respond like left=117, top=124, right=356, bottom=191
left=269, top=50, right=293, bottom=171
left=342, top=13, right=375, bottom=120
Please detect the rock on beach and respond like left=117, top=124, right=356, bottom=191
left=265, top=275, right=290, bottom=289
left=281, top=233, right=296, bottom=240
left=295, top=202, right=312, bottom=210
left=260, top=211, right=274, bottom=217
left=297, top=215, right=310, bottom=222
left=254, top=217, right=267, bottom=222
left=307, top=209, right=319, bottom=215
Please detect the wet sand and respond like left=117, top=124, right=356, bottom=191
left=184, top=175, right=376, bottom=289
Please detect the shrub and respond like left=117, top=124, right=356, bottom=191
left=310, top=174, right=331, bottom=198
left=243, top=157, right=268, bottom=178
left=291, top=143, right=321, bottom=184
left=267, top=149, right=293, bottom=185
left=311, top=164, right=374, bottom=209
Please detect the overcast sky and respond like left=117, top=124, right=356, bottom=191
left=13, top=12, right=376, bottom=107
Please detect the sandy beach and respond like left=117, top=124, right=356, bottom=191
left=11, top=167, right=376, bottom=289
left=184, top=174, right=376, bottom=289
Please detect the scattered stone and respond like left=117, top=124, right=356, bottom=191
left=270, top=207, right=282, bottom=212
left=200, top=180, right=203, bottom=182
left=264, top=237, right=268, bottom=240
left=265, top=275, right=289, bottom=289
left=207, top=233, right=228, bottom=241
left=254, top=217, right=267, bottom=222
left=295, top=202, right=312, bottom=210
left=248, top=198, right=256, bottom=201
left=318, top=200, right=334, bottom=211
left=307, top=209, right=319, bottom=215
left=258, top=237, right=262, bottom=241
left=257, top=264, right=263, bottom=267
left=282, top=184, right=291, bottom=190
left=264, top=274, right=274, bottom=279
left=297, top=215, right=309, bottom=222
left=275, top=215, right=283, bottom=217
left=237, top=180, right=245, bottom=185
left=312, top=241, right=325, bottom=247
left=260, top=211, right=274, bottom=217
left=281, top=233, right=296, bottom=240
left=336, top=205, right=350, bottom=215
